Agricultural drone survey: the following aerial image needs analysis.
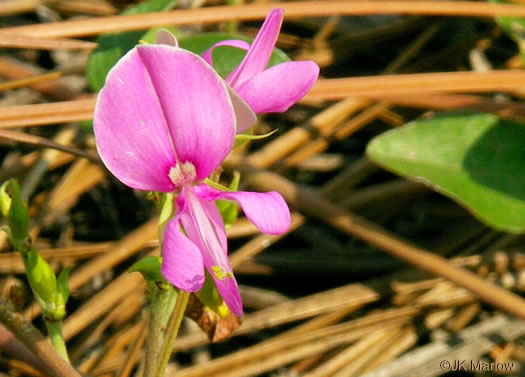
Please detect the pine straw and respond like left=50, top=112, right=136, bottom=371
left=5, top=71, right=525, bottom=128
left=5, top=1, right=525, bottom=38
left=1, top=1, right=525, bottom=377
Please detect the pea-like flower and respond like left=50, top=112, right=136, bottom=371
left=94, top=10, right=318, bottom=316
left=202, top=8, right=319, bottom=122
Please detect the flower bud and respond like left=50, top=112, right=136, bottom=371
left=5, top=180, right=29, bottom=246
left=0, top=180, right=12, bottom=218
left=23, top=249, right=57, bottom=304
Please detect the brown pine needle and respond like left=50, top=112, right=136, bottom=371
left=0, top=72, right=62, bottom=92
left=0, top=129, right=99, bottom=162
left=0, top=97, right=96, bottom=128
left=0, top=32, right=97, bottom=50
left=3, top=1, right=525, bottom=38
left=0, top=0, right=43, bottom=16
left=3, top=72, right=525, bottom=128
left=305, top=71, right=525, bottom=100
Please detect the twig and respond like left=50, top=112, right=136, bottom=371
left=0, top=298, right=81, bottom=377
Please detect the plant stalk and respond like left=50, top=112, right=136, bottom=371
left=154, top=290, right=190, bottom=377
left=143, top=285, right=176, bottom=377
left=45, top=319, right=69, bottom=363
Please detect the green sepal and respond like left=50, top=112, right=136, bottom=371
left=233, top=129, right=278, bottom=149
left=215, top=172, right=240, bottom=229
left=129, top=255, right=164, bottom=282
left=55, top=267, right=71, bottom=311
left=198, top=270, right=230, bottom=318
left=23, top=249, right=57, bottom=304
left=5, top=180, right=30, bottom=248
left=158, top=192, right=174, bottom=243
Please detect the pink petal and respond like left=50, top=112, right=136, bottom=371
left=180, top=187, right=243, bottom=315
left=155, top=29, right=179, bottom=47
left=161, top=200, right=205, bottom=292
left=226, top=84, right=257, bottom=133
left=227, top=8, right=284, bottom=88
left=94, top=48, right=177, bottom=192
left=195, top=184, right=291, bottom=235
left=201, top=40, right=250, bottom=67
left=136, top=45, right=236, bottom=180
left=206, top=268, right=242, bottom=316
left=235, top=61, right=319, bottom=114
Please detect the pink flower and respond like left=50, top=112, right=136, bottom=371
left=202, top=8, right=320, bottom=131
left=93, top=10, right=318, bottom=316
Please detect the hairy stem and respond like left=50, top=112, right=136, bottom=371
left=154, top=290, right=190, bottom=377
left=143, top=285, right=176, bottom=377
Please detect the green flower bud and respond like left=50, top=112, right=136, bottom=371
left=0, top=180, right=12, bottom=218
left=23, top=249, right=57, bottom=304
left=6, top=180, right=29, bottom=245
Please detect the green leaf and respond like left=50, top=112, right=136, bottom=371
left=140, top=26, right=182, bottom=44
left=179, top=32, right=290, bottom=79
left=366, top=112, right=525, bottom=233
left=122, top=0, right=176, bottom=15
left=490, top=0, right=525, bottom=64
left=129, top=255, right=164, bottom=282
left=216, top=172, right=240, bottom=228
left=86, top=0, right=177, bottom=92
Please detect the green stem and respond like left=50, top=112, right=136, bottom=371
left=154, top=290, right=190, bottom=377
left=45, top=319, right=69, bottom=363
left=143, top=285, right=176, bottom=377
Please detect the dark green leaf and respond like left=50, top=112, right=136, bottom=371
left=216, top=172, right=240, bottom=228
left=490, top=0, right=525, bottom=63
left=366, top=112, right=525, bottom=232
left=86, top=0, right=177, bottom=92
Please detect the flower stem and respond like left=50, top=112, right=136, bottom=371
left=45, top=319, right=69, bottom=362
left=143, top=285, right=176, bottom=377
left=154, top=290, right=190, bottom=377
